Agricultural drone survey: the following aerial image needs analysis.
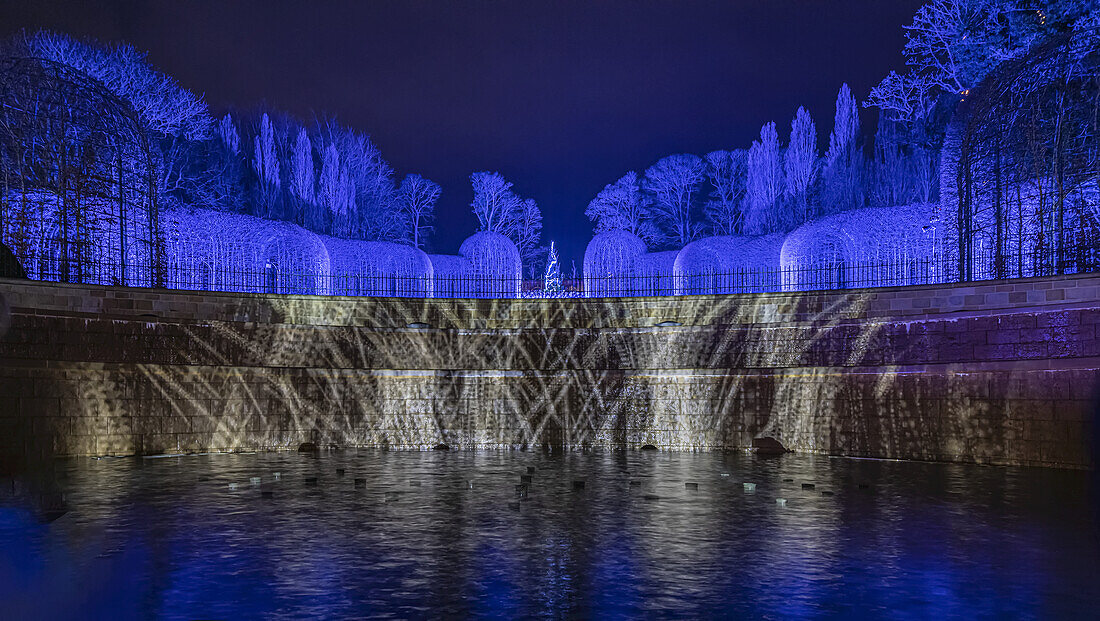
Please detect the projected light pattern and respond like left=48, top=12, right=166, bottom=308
left=4, top=273, right=1092, bottom=467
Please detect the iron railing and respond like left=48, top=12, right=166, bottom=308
left=9, top=240, right=1099, bottom=298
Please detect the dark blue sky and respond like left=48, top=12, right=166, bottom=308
left=1, top=0, right=923, bottom=265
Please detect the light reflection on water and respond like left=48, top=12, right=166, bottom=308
left=1, top=450, right=1097, bottom=619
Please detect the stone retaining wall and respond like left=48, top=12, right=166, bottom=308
left=1, top=275, right=1097, bottom=468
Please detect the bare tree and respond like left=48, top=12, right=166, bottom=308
left=869, top=115, right=939, bottom=209
left=703, top=150, right=748, bottom=236
left=159, top=135, right=237, bottom=211
left=469, top=171, right=542, bottom=262
left=470, top=171, right=523, bottom=233
left=27, top=31, right=211, bottom=140
left=310, top=119, right=403, bottom=241
left=867, top=70, right=938, bottom=122
left=205, top=113, right=245, bottom=213
left=585, top=171, right=660, bottom=245
left=340, top=131, right=399, bottom=241
left=397, top=173, right=441, bottom=248
left=642, top=154, right=706, bottom=247
left=319, top=143, right=353, bottom=236
left=514, top=197, right=543, bottom=268
left=866, top=1, right=1091, bottom=123
left=218, top=114, right=240, bottom=156
left=901, top=0, right=1004, bottom=96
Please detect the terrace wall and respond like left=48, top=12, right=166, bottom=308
left=0, top=274, right=1097, bottom=468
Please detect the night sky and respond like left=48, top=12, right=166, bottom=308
left=1, top=0, right=924, bottom=264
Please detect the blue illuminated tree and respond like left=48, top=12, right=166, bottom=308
left=470, top=172, right=522, bottom=232
left=703, top=150, right=747, bottom=236
left=24, top=31, right=219, bottom=212
left=784, top=106, right=818, bottom=223
left=252, top=113, right=281, bottom=219
left=515, top=198, right=543, bottom=269
left=642, top=154, right=706, bottom=248
left=289, top=128, right=315, bottom=226
left=821, top=83, right=862, bottom=215
left=586, top=171, right=660, bottom=245
left=743, top=122, right=784, bottom=235
left=215, top=114, right=245, bottom=212
left=26, top=31, right=211, bottom=139
left=469, top=171, right=543, bottom=269
left=319, top=143, right=354, bottom=236
left=543, top=241, right=562, bottom=292
left=334, top=129, right=400, bottom=242
left=397, top=173, right=440, bottom=249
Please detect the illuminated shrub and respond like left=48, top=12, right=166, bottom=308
left=162, top=207, right=331, bottom=294
left=780, top=203, right=936, bottom=290
left=673, top=234, right=785, bottom=294
left=583, top=230, right=647, bottom=297
left=428, top=232, right=524, bottom=299
left=323, top=236, right=432, bottom=297
left=631, top=250, right=679, bottom=296
left=457, top=231, right=522, bottom=298
left=427, top=254, right=471, bottom=298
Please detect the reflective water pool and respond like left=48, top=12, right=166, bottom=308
left=1, top=450, right=1097, bottom=619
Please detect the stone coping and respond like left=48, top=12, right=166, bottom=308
left=1, top=272, right=1098, bottom=330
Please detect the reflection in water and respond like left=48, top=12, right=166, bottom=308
left=0, top=451, right=1097, bottom=619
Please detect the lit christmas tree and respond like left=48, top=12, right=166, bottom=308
left=543, top=241, right=562, bottom=293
